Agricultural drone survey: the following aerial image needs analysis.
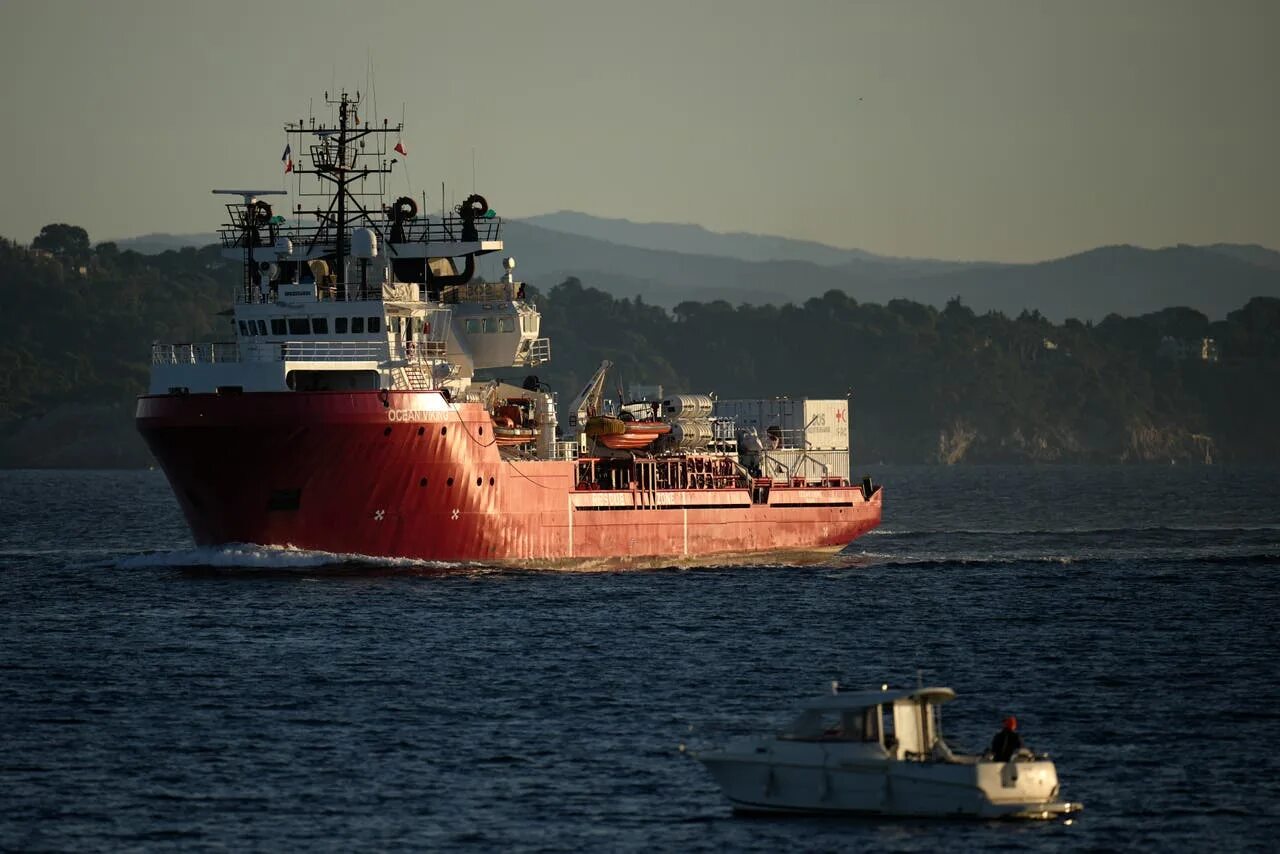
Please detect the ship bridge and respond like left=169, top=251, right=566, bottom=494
left=154, top=91, right=550, bottom=397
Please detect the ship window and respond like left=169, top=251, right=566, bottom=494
left=311, top=317, right=328, bottom=334
left=335, top=317, right=348, bottom=333
left=390, top=317, right=401, bottom=335
left=256, top=320, right=267, bottom=335
left=351, top=317, right=365, bottom=333
left=238, top=320, right=249, bottom=335
left=465, top=319, right=480, bottom=334
left=498, top=317, right=515, bottom=333
left=482, top=318, right=495, bottom=333
left=271, top=318, right=286, bottom=335
left=288, top=318, right=310, bottom=335
left=369, top=317, right=382, bottom=333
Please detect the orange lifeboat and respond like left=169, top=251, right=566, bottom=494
left=596, top=419, right=671, bottom=450
left=492, top=414, right=537, bottom=446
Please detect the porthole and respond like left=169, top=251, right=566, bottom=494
left=383, top=427, right=392, bottom=437
left=476, top=477, right=482, bottom=487
left=489, top=477, right=495, bottom=486
left=417, top=427, right=425, bottom=436
left=419, top=477, right=427, bottom=487
left=478, top=426, right=484, bottom=435
left=447, top=477, right=454, bottom=487
left=441, top=426, right=447, bottom=436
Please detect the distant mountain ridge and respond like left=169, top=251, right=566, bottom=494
left=524, top=210, right=990, bottom=277
left=110, top=214, right=1280, bottom=321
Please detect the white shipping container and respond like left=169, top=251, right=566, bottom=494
left=713, top=398, right=849, bottom=451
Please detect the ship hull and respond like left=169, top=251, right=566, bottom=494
left=136, top=391, right=882, bottom=565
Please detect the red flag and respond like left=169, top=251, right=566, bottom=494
left=282, top=143, right=293, bottom=173
left=394, top=140, right=408, bottom=156
left=285, top=157, right=293, bottom=174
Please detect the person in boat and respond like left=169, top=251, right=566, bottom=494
left=990, top=715, right=1023, bottom=761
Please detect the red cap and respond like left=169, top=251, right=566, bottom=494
left=1004, top=716, right=1018, bottom=731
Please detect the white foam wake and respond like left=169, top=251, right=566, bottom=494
left=115, top=543, right=465, bottom=571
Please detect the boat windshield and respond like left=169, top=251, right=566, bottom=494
left=780, top=707, right=882, bottom=742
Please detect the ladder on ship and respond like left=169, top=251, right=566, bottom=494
left=396, top=363, right=430, bottom=390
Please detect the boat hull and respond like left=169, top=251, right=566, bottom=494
left=699, top=753, right=1080, bottom=820
left=136, top=390, right=882, bottom=564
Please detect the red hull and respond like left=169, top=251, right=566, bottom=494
left=136, top=391, right=882, bottom=565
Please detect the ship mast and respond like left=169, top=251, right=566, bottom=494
left=288, top=90, right=400, bottom=282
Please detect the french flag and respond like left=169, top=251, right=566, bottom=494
left=282, top=143, right=293, bottom=173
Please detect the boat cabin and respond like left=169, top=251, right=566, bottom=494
left=778, top=686, right=956, bottom=760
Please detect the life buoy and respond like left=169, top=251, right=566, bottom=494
left=391, top=196, right=417, bottom=222
left=458, top=193, right=489, bottom=220
left=250, top=200, right=273, bottom=227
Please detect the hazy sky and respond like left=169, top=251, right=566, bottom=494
left=0, top=0, right=1275, bottom=261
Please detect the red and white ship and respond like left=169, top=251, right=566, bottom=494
left=136, top=92, right=882, bottom=565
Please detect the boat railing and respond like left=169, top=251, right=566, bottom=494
left=151, top=342, right=241, bottom=365
left=234, top=284, right=409, bottom=304
left=761, top=448, right=850, bottom=485
left=441, top=281, right=521, bottom=304
left=389, top=215, right=502, bottom=244
left=518, top=337, right=551, bottom=367
left=153, top=340, right=435, bottom=365
left=278, top=341, right=391, bottom=362
left=219, top=215, right=502, bottom=250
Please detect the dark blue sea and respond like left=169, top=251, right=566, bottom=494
left=2, top=466, right=1278, bottom=851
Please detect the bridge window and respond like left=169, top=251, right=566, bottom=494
left=288, top=318, right=309, bottom=335
left=390, top=317, right=401, bottom=335
left=498, top=317, right=515, bottom=333
left=351, top=317, right=365, bottom=333
left=311, top=317, right=328, bottom=334
left=256, top=320, right=267, bottom=335
left=482, top=318, right=495, bottom=333
left=271, top=318, right=286, bottom=335
left=335, top=317, right=348, bottom=333
left=465, top=318, right=480, bottom=334
left=369, top=317, right=382, bottom=333
left=238, top=321, right=249, bottom=335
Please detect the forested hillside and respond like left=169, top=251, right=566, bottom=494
left=2, top=226, right=1278, bottom=466
left=522, top=280, right=1280, bottom=464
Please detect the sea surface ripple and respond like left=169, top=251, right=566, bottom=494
left=2, top=465, right=1278, bottom=851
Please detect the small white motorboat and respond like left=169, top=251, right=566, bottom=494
left=695, top=683, right=1082, bottom=819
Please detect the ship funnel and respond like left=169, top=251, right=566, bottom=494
left=352, top=228, right=379, bottom=259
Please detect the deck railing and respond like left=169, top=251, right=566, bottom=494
left=151, top=342, right=242, bottom=365
left=218, top=215, right=502, bottom=250
left=152, top=341, right=437, bottom=365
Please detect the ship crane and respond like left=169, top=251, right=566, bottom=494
left=568, top=359, right=613, bottom=438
